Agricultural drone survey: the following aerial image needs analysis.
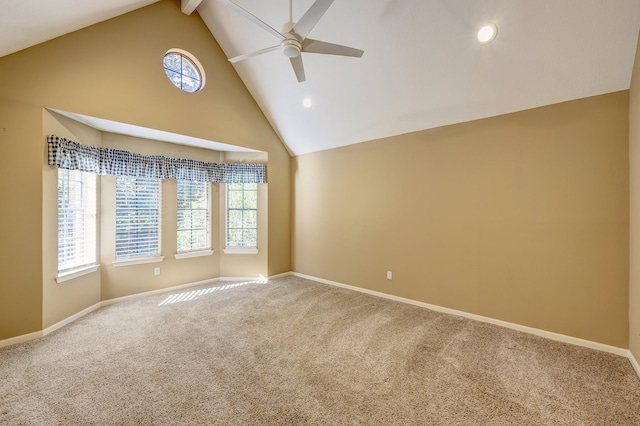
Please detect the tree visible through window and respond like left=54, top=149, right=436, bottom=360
left=115, top=176, right=161, bottom=259
left=58, top=169, right=96, bottom=272
left=177, top=180, right=210, bottom=252
left=226, top=183, right=257, bottom=247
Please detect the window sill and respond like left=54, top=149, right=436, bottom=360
left=112, top=256, right=164, bottom=267
left=223, top=247, right=258, bottom=255
left=56, top=264, right=100, bottom=284
left=175, top=249, right=214, bottom=260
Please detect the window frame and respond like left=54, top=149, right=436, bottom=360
left=224, top=182, right=258, bottom=254
left=176, top=180, right=213, bottom=258
left=56, top=168, right=98, bottom=282
left=163, top=48, right=206, bottom=93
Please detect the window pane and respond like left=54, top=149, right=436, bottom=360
left=163, top=53, right=181, bottom=72
left=226, top=183, right=258, bottom=248
left=163, top=51, right=205, bottom=93
left=228, top=210, right=243, bottom=228
left=192, top=210, right=207, bottom=228
left=181, top=76, right=200, bottom=93
left=227, top=229, right=242, bottom=246
left=242, top=229, right=257, bottom=246
left=228, top=190, right=244, bottom=209
left=243, top=190, right=257, bottom=209
left=164, top=69, right=182, bottom=88
left=243, top=210, right=257, bottom=228
left=177, top=180, right=210, bottom=253
left=181, top=58, right=199, bottom=78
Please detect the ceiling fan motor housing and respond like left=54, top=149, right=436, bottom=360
left=281, top=34, right=302, bottom=58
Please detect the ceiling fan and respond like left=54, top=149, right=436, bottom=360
left=218, top=0, right=364, bottom=82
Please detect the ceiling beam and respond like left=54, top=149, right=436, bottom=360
left=181, top=0, right=203, bottom=15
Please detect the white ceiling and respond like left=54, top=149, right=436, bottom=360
left=0, top=0, right=159, bottom=58
left=2, top=0, right=640, bottom=156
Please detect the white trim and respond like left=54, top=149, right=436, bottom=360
left=112, top=256, right=164, bottom=267
left=629, top=351, right=640, bottom=379
left=101, top=278, right=220, bottom=306
left=56, top=264, right=100, bottom=283
left=219, top=276, right=267, bottom=283
left=223, top=247, right=258, bottom=255
left=0, top=331, right=43, bottom=349
left=0, top=278, right=219, bottom=348
left=268, top=271, right=293, bottom=280
left=5, top=270, right=637, bottom=383
left=174, top=249, right=214, bottom=260
left=181, top=0, right=202, bottom=15
left=42, top=303, right=102, bottom=336
left=292, top=272, right=629, bottom=358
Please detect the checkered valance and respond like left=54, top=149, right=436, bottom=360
left=47, top=135, right=266, bottom=183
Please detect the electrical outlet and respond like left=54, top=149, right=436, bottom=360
left=386, top=271, right=392, bottom=280
left=154, top=267, right=160, bottom=276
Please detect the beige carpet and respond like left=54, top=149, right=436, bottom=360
left=1, top=275, right=639, bottom=425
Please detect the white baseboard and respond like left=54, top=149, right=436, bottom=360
left=4, top=271, right=639, bottom=382
left=630, top=351, right=640, bottom=379
left=292, top=272, right=630, bottom=358
left=0, top=277, right=239, bottom=348
left=0, top=331, right=43, bottom=349
left=268, top=271, right=293, bottom=280
left=219, top=276, right=265, bottom=282
left=101, top=278, right=220, bottom=306
left=42, top=302, right=102, bottom=337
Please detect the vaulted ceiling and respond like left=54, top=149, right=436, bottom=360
left=2, top=0, right=640, bottom=155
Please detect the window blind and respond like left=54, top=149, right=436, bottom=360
left=58, top=169, right=97, bottom=271
left=115, top=176, right=161, bottom=259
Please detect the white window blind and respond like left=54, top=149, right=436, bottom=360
left=226, top=183, right=257, bottom=247
left=115, top=176, right=161, bottom=259
left=58, top=169, right=97, bottom=272
left=177, top=180, right=210, bottom=252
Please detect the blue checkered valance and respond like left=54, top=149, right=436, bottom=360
left=47, top=135, right=266, bottom=183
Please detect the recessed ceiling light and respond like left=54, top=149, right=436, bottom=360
left=477, top=23, right=497, bottom=44
left=302, top=97, right=312, bottom=108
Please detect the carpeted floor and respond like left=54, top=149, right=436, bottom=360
left=1, top=275, right=639, bottom=425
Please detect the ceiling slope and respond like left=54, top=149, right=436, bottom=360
left=2, top=0, right=640, bottom=156
left=199, top=0, right=640, bottom=155
left=0, top=0, right=159, bottom=58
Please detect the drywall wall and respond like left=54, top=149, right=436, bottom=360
left=292, top=92, right=629, bottom=348
left=629, top=31, right=640, bottom=363
left=0, top=0, right=290, bottom=340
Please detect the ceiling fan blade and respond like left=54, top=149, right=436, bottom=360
left=218, top=0, right=285, bottom=41
left=302, top=39, right=364, bottom=57
left=228, top=45, right=280, bottom=63
left=292, top=0, right=334, bottom=39
left=290, top=55, right=306, bottom=82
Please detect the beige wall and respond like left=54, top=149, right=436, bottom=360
left=292, top=92, right=630, bottom=348
left=0, top=100, right=43, bottom=338
left=0, top=0, right=290, bottom=341
left=42, top=110, right=103, bottom=329
left=629, top=31, right=640, bottom=362
left=99, top=133, right=226, bottom=301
